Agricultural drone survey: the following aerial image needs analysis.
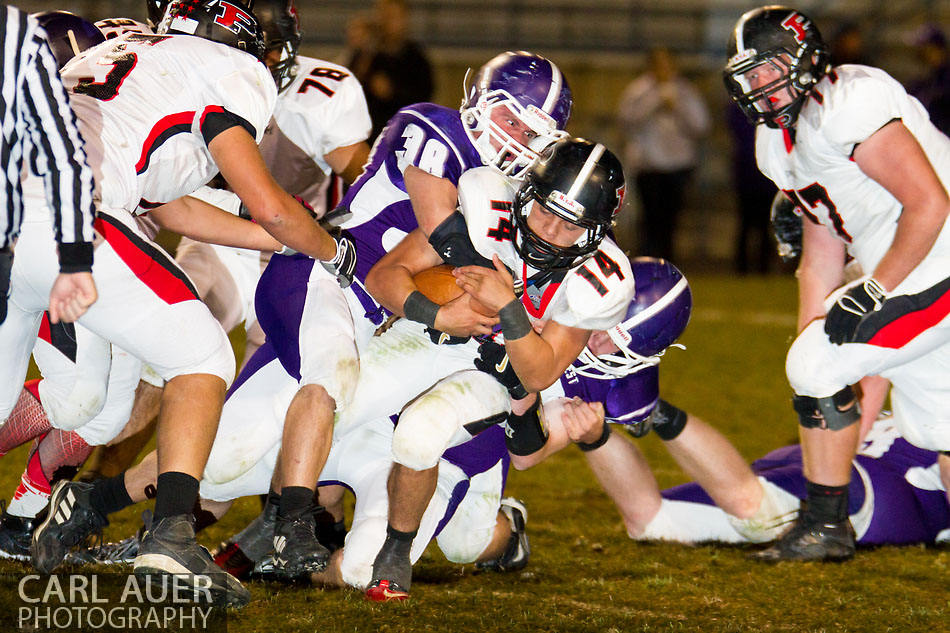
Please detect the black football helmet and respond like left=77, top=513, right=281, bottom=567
left=157, top=0, right=266, bottom=62
left=723, top=6, right=831, bottom=129
left=34, top=11, right=105, bottom=70
left=511, top=138, right=625, bottom=272
left=254, top=0, right=301, bottom=91
left=145, top=0, right=171, bottom=29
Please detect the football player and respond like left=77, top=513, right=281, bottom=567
left=14, top=0, right=350, bottom=607
left=241, top=49, right=572, bottom=579
left=723, top=5, right=950, bottom=561
left=357, top=137, right=631, bottom=600
left=81, top=0, right=373, bottom=484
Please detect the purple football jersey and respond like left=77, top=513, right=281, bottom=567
left=558, top=363, right=660, bottom=425
left=339, top=102, right=485, bottom=283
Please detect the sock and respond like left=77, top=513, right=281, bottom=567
left=0, top=381, right=53, bottom=455
left=152, top=472, right=199, bottom=522
left=89, top=473, right=134, bottom=518
left=278, top=486, right=314, bottom=520
left=805, top=481, right=849, bottom=524
left=7, top=450, right=52, bottom=518
left=38, top=429, right=93, bottom=483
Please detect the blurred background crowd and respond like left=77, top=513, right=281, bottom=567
left=20, top=0, right=950, bottom=274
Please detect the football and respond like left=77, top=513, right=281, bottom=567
left=413, top=264, right=462, bottom=305
left=412, top=264, right=497, bottom=317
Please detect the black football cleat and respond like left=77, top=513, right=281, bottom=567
left=134, top=513, right=249, bottom=608
left=749, top=513, right=856, bottom=562
left=365, top=533, right=413, bottom=602
left=31, top=481, right=108, bottom=574
left=0, top=504, right=36, bottom=562
left=272, top=510, right=330, bottom=578
left=476, top=498, right=530, bottom=572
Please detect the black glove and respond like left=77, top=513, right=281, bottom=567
left=824, top=277, right=886, bottom=345
left=320, top=231, right=357, bottom=289
left=769, top=192, right=802, bottom=262
left=474, top=340, right=529, bottom=399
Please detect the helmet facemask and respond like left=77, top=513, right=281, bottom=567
left=258, top=0, right=301, bottom=92
left=461, top=85, right=568, bottom=180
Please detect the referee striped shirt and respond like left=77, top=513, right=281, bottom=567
left=1, top=5, right=96, bottom=271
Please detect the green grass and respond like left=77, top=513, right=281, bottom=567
left=2, top=273, right=947, bottom=632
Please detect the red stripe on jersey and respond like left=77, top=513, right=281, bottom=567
left=199, top=105, right=225, bottom=128
left=135, top=111, right=196, bottom=174
left=783, top=129, right=794, bottom=153
left=37, top=312, right=52, bottom=345
left=520, top=262, right=561, bottom=319
left=868, top=287, right=950, bottom=348
left=94, top=214, right=198, bottom=305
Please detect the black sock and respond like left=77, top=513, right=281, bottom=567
left=805, top=481, right=849, bottom=523
left=192, top=499, right=218, bottom=533
left=153, top=472, right=199, bottom=522
left=89, top=473, right=133, bottom=518
left=383, top=524, right=416, bottom=556
left=278, top=486, right=314, bottom=519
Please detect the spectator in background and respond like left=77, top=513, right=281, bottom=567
left=907, top=24, right=950, bottom=137
left=617, top=47, right=710, bottom=262
left=347, top=0, right=433, bottom=142
left=727, top=105, right=776, bottom=274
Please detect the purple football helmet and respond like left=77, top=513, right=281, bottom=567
left=460, top=51, right=572, bottom=179
left=574, top=257, right=692, bottom=379
left=34, top=11, right=105, bottom=70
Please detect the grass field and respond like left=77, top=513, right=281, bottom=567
left=2, top=273, right=948, bottom=632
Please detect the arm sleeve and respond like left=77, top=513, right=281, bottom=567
left=22, top=25, right=96, bottom=271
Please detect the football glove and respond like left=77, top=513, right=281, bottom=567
left=824, top=276, right=886, bottom=345
left=320, top=231, right=357, bottom=289
left=769, top=191, right=802, bottom=262
left=474, top=340, right=529, bottom=399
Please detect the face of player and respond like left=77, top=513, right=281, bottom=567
left=526, top=201, right=585, bottom=248
left=738, top=56, right=793, bottom=111
left=488, top=104, right=539, bottom=150
left=586, top=330, right=620, bottom=356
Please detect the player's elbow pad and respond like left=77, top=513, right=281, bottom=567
left=503, top=398, right=548, bottom=456
left=428, top=212, right=493, bottom=268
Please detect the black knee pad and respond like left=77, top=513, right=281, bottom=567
left=793, top=386, right=860, bottom=431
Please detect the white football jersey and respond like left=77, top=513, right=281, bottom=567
left=459, top=167, right=634, bottom=331
left=94, top=18, right=152, bottom=40
left=756, top=65, right=950, bottom=283
left=59, top=32, right=276, bottom=215
left=260, top=56, right=371, bottom=213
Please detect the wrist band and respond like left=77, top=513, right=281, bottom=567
left=577, top=423, right=611, bottom=452
left=403, top=290, right=439, bottom=329
left=499, top=298, right=532, bottom=340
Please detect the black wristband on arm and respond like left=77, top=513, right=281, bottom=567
left=577, top=423, right=611, bottom=452
left=403, top=290, right=439, bottom=329
left=504, top=397, right=549, bottom=456
left=499, top=298, right=532, bottom=340
left=58, top=242, right=94, bottom=273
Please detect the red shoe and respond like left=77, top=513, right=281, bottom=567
left=365, top=579, right=409, bottom=602
left=212, top=541, right=255, bottom=580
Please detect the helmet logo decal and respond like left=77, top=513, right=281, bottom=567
left=781, top=13, right=809, bottom=43
left=614, top=184, right=626, bottom=216
left=213, top=1, right=256, bottom=36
